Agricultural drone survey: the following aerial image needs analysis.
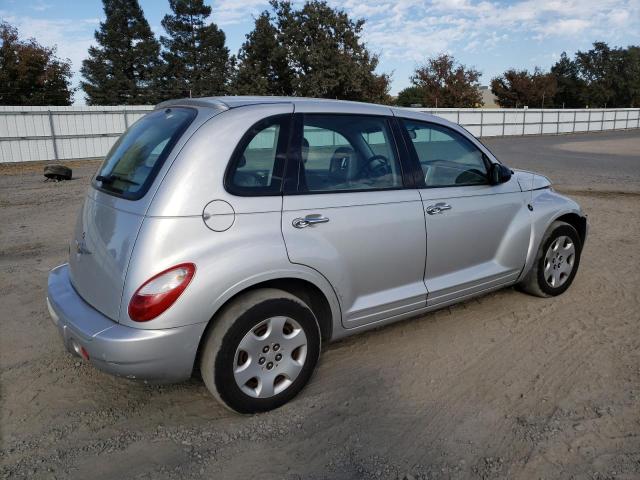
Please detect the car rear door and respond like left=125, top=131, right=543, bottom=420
left=281, top=110, right=427, bottom=329
left=397, top=115, right=531, bottom=307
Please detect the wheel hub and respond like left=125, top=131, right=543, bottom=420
left=233, top=316, right=308, bottom=398
left=543, top=235, right=576, bottom=288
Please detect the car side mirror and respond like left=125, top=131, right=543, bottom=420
left=489, top=163, right=512, bottom=185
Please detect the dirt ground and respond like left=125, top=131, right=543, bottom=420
left=1, top=130, right=639, bottom=480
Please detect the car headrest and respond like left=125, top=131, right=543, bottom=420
left=329, top=147, right=356, bottom=183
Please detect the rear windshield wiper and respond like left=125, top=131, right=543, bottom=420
left=96, top=174, right=140, bottom=186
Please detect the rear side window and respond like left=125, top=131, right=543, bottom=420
left=295, top=114, right=403, bottom=193
left=225, top=115, right=290, bottom=196
left=94, top=107, right=196, bottom=200
left=402, top=120, right=488, bottom=187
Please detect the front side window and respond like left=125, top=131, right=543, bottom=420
left=226, top=116, right=288, bottom=195
left=297, top=115, right=402, bottom=192
left=402, top=120, right=488, bottom=187
left=94, top=107, right=196, bottom=199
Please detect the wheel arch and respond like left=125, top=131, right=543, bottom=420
left=193, top=272, right=341, bottom=376
left=555, top=212, right=587, bottom=248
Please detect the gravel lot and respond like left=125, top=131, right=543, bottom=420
left=1, top=130, right=639, bottom=479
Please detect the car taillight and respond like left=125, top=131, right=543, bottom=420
left=128, top=263, right=195, bottom=322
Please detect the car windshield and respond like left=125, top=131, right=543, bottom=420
left=94, top=107, right=196, bottom=199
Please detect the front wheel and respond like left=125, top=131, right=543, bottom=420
left=519, top=221, right=582, bottom=297
left=200, top=288, right=321, bottom=414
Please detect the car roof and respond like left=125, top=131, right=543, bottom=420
left=156, top=96, right=447, bottom=126
left=157, top=96, right=392, bottom=115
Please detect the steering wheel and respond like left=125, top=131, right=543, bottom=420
left=360, top=154, right=391, bottom=178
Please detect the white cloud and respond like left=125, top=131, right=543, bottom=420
left=212, top=0, right=640, bottom=57
left=31, top=1, right=52, bottom=12
left=212, top=0, right=271, bottom=25
left=536, top=18, right=592, bottom=37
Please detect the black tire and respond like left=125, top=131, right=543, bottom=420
left=519, top=221, right=582, bottom=297
left=44, top=164, right=72, bottom=181
left=200, top=288, right=321, bottom=414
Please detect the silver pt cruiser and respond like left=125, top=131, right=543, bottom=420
left=47, top=97, right=587, bottom=413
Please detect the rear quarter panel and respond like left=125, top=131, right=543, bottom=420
left=119, top=212, right=342, bottom=330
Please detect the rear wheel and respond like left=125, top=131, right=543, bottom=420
left=200, top=288, right=321, bottom=414
left=519, top=221, right=582, bottom=297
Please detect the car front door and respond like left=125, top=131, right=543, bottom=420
left=281, top=112, right=427, bottom=329
left=398, top=117, right=531, bottom=307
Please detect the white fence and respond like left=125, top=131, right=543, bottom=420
left=416, top=107, right=640, bottom=138
left=0, top=105, right=639, bottom=163
left=0, top=105, right=153, bottom=163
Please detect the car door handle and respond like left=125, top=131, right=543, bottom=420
left=292, top=214, right=330, bottom=228
left=425, top=203, right=452, bottom=215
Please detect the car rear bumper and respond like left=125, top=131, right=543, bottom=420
left=47, top=264, right=206, bottom=383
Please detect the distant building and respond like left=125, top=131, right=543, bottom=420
left=478, top=86, right=498, bottom=108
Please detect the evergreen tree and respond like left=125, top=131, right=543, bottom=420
left=574, top=42, right=618, bottom=107
left=81, top=0, right=161, bottom=105
left=401, top=54, right=482, bottom=108
left=231, top=11, right=293, bottom=95
left=620, top=46, right=640, bottom=107
left=0, top=22, right=73, bottom=105
left=231, top=1, right=390, bottom=103
left=277, top=0, right=390, bottom=102
left=160, top=0, right=229, bottom=98
left=550, top=52, right=586, bottom=108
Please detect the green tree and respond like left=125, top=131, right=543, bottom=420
left=620, top=46, right=640, bottom=107
left=550, top=42, right=640, bottom=108
left=0, top=22, right=73, bottom=105
left=81, top=0, right=161, bottom=105
left=574, top=42, right=621, bottom=107
left=231, top=11, right=293, bottom=95
left=550, top=52, right=586, bottom=107
left=491, top=68, right=557, bottom=108
left=160, top=0, right=229, bottom=99
left=399, top=54, right=482, bottom=107
left=231, top=1, right=390, bottom=103
left=395, top=86, right=424, bottom=107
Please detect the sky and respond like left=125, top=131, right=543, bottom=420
left=1, top=0, right=639, bottom=104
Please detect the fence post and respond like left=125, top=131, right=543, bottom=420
left=587, top=109, right=592, bottom=132
left=522, top=108, right=526, bottom=136
left=572, top=110, right=576, bottom=133
left=625, top=110, right=629, bottom=129
left=47, top=110, right=59, bottom=161
left=479, top=110, right=483, bottom=137
left=502, top=110, right=506, bottom=136
left=123, top=109, right=129, bottom=129
left=540, top=110, right=544, bottom=135
left=457, top=110, right=460, bottom=125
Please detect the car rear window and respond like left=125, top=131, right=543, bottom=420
left=94, top=107, right=196, bottom=200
